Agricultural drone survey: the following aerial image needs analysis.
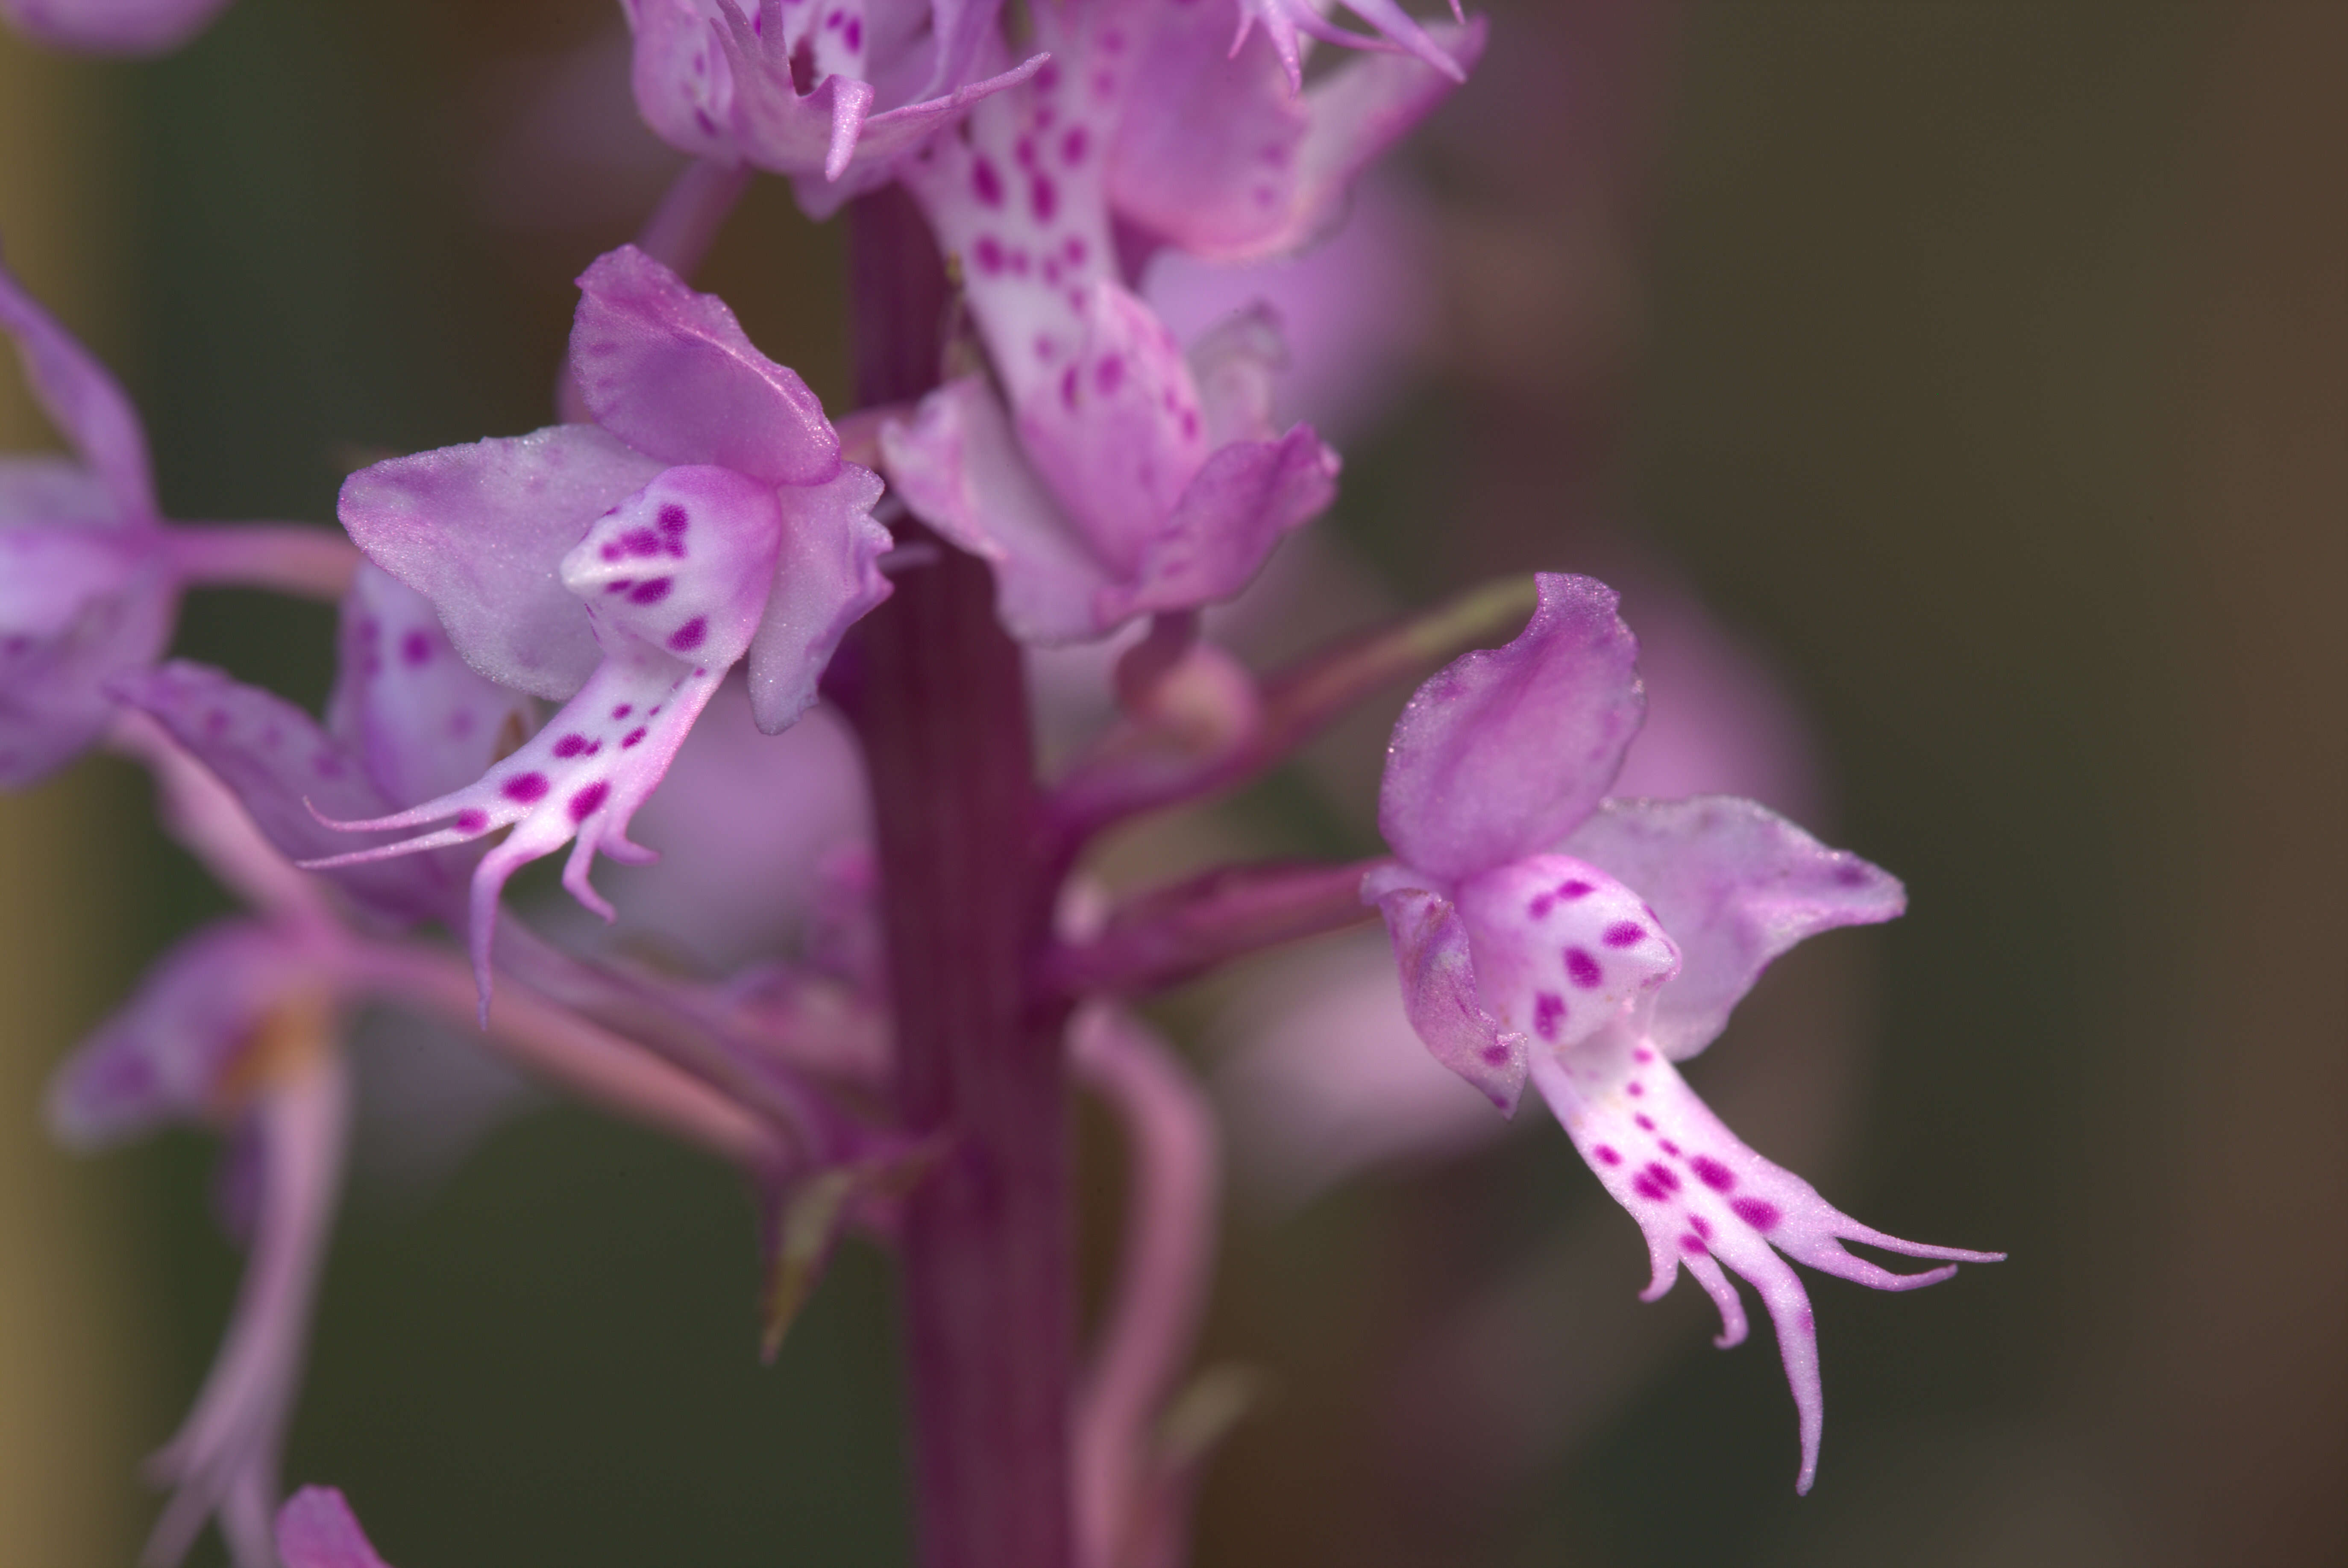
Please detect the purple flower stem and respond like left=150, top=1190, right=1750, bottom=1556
left=1043, top=857, right=1390, bottom=999
left=1048, top=574, right=1542, bottom=843
left=164, top=523, right=363, bottom=601
left=1068, top=1005, right=1220, bottom=1568
left=836, top=187, right=1075, bottom=1568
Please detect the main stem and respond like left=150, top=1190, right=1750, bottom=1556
left=840, top=189, right=1074, bottom=1568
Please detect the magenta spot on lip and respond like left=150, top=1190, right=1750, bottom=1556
left=1603, top=921, right=1645, bottom=947
left=1061, top=126, right=1089, bottom=164
left=567, top=781, right=610, bottom=822
left=1679, top=1233, right=1708, bottom=1255
left=622, top=528, right=661, bottom=558
left=620, top=727, right=648, bottom=749
left=611, top=705, right=632, bottom=719
left=1594, top=1144, right=1622, bottom=1166
left=1030, top=173, right=1058, bottom=221
left=657, top=503, right=688, bottom=536
left=669, top=617, right=707, bottom=652
left=502, top=772, right=549, bottom=804
left=1632, top=1172, right=1671, bottom=1201
left=1528, top=894, right=1554, bottom=920
left=1732, top=1197, right=1782, bottom=1231
left=1633, top=1048, right=1654, bottom=1063
left=1643, top=1161, right=1681, bottom=1193
left=971, top=157, right=1004, bottom=206
left=552, top=733, right=591, bottom=758
left=1690, top=1214, right=1714, bottom=1240
left=1565, top=948, right=1603, bottom=988
left=400, top=630, right=433, bottom=666
left=454, top=809, right=488, bottom=834
left=974, top=235, right=1004, bottom=274
left=1558, top=880, right=1594, bottom=899
left=1095, top=354, right=1125, bottom=394
left=843, top=17, right=860, bottom=49
left=605, top=580, right=633, bottom=594
left=1634, top=1113, right=1655, bottom=1131
left=629, top=578, right=672, bottom=605
left=1627, top=1081, right=1645, bottom=1097
left=1480, top=1043, right=1511, bottom=1066
left=1834, top=863, right=1870, bottom=887
left=1693, top=1156, right=1735, bottom=1192
left=1658, top=1139, right=1679, bottom=1155
left=1532, top=992, right=1566, bottom=1040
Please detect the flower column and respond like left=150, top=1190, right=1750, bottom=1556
left=837, top=187, right=1074, bottom=1568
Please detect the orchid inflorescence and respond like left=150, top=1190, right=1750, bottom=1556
left=6, top=1, right=1998, bottom=1564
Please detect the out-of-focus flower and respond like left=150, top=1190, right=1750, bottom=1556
left=1365, top=572, right=1999, bottom=1492
left=883, top=0, right=1480, bottom=644
left=47, top=925, right=352, bottom=1568
left=275, top=1487, right=395, bottom=1568
left=623, top=0, right=1046, bottom=214
left=319, top=246, right=891, bottom=1004
left=0, top=0, right=231, bottom=53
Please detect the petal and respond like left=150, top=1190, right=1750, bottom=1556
left=0, top=0, right=234, bottom=53
left=622, top=0, right=743, bottom=164
left=1232, top=0, right=1470, bottom=93
left=1369, top=877, right=1529, bottom=1116
left=879, top=376, right=1119, bottom=646
left=325, top=564, right=537, bottom=808
left=1529, top=1032, right=2000, bottom=1495
left=1013, top=280, right=1212, bottom=569
left=1452, top=851, right=1680, bottom=1049
left=1564, top=796, right=1905, bottom=1060
left=110, top=661, right=461, bottom=925
left=307, top=468, right=788, bottom=1008
left=1378, top=572, right=1645, bottom=882
left=570, top=244, right=840, bottom=486
left=1098, top=420, right=1337, bottom=627
left=0, top=453, right=120, bottom=524
left=745, top=461, right=892, bottom=734
left=0, top=247, right=154, bottom=515
left=276, top=1489, right=396, bottom=1568
left=0, top=528, right=175, bottom=787
left=338, top=424, right=659, bottom=700
left=43, top=919, right=316, bottom=1147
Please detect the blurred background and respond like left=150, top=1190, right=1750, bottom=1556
left=1, top=2, right=2340, bottom=1565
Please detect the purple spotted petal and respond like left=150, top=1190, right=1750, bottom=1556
left=1113, top=9, right=1482, bottom=262
left=338, top=424, right=660, bottom=700
left=110, top=661, right=461, bottom=926
left=43, top=919, right=320, bottom=1147
left=326, top=564, right=537, bottom=808
left=0, top=525, right=174, bottom=785
left=1530, top=1030, right=2001, bottom=1495
left=1564, top=796, right=1906, bottom=1061
left=307, top=467, right=787, bottom=1008
left=745, top=461, right=892, bottom=734
left=1366, top=870, right=1528, bottom=1116
left=880, top=376, right=1120, bottom=646
left=570, top=245, right=839, bottom=487
left=1378, top=572, right=1644, bottom=882
left=1452, top=851, right=1680, bottom=1051
left=0, top=248, right=154, bottom=515
left=276, top=1489, right=395, bottom=1568
left=0, top=0, right=235, bottom=53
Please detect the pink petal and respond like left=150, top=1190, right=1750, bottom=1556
left=1451, top=851, right=1680, bottom=1049
left=1530, top=1033, right=1999, bottom=1495
left=570, top=244, right=840, bottom=486
left=338, top=424, right=661, bottom=700
left=0, top=524, right=174, bottom=785
left=43, top=919, right=318, bottom=1147
left=109, top=660, right=460, bottom=925
left=0, top=248, right=153, bottom=516
left=1098, top=420, right=1336, bottom=626
left=276, top=1487, right=395, bottom=1568
left=325, top=564, right=537, bottom=808
left=0, top=0, right=234, bottom=53
left=1564, top=796, right=1905, bottom=1061
left=1366, top=872, right=1529, bottom=1115
left=744, top=461, right=892, bottom=734
left=1378, top=572, right=1644, bottom=883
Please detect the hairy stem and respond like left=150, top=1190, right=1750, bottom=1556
left=838, top=187, right=1074, bottom=1568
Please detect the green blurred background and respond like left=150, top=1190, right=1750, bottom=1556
left=1, top=2, right=2339, bottom=1565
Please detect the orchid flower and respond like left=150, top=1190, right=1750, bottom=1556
left=623, top=0, right=1048, bottom=214
left=0, top=0, right=231, bottom=53
left=880, top=0, right=1481, bottom=645
left=0, top=252, right=357, bottom=786
left=47, top=922, right=353, bottom=1568
left=315, top=245, right=891, bottom=1007
left=1366, top=573, right=2002, bottom=1492
left=275, top=1489, right=396, bottom=1568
